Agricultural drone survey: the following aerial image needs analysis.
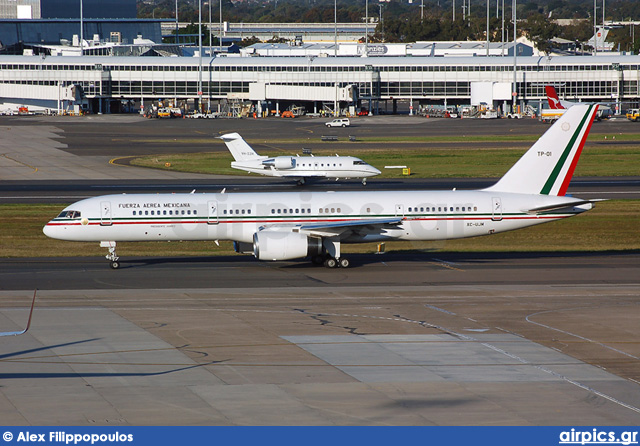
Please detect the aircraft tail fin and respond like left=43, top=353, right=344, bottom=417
left=219, top=133, right=264, bottom=162
left=545, top=85, right=564, bottom=109
left=485, top=104, right=598, bottom=196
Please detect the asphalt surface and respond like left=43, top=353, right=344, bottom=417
left=1, top=113, right=639, bottom=426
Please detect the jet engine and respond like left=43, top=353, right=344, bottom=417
left=253, top=231, right=322, bottom=261
left=262, top=157, right=296, bottom=170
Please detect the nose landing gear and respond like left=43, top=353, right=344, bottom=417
left=100, top=241, right=120, bottom=269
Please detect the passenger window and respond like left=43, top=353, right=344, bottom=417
left=241, top=209, right=245, bottom=214
left=319, top=208, right=323, bottom=214
left=133, top=211, right=136, bottom=216
left=182, top=210, right=186, bottom=215
left=145, top=210, right=149, bottom=216
left=277, top=209, right=281, bottom=214
left=301, top=209, right=305, bottom=214
left=331, top=208, right=335, bottom=213
left=194, top=210, right=197, bottom=215
left=456, top=207, right=459, bottom=212
left=474, top=206, right=478, bottom=211
left=247, top=209, right=251, bottom=214
left=450, top=207, right=453, bottom=212
left=337, top=208, right=341, bottom=213
left=271, top=209, right=275, bottom=214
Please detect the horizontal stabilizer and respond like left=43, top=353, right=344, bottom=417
left=523, top=200, right=593, bottom=214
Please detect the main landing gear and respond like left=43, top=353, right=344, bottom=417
left=311, top=255, right=350, bottom=268
left=311, top=238, right=349, bottom=268
left=100, top=241, right=120, bottom=269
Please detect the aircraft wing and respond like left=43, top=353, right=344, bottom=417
left=260, top=217, right=403, bottom=238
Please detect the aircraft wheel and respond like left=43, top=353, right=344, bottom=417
left=109, top=260, right=120, bottom=269
left=338, top=258, right=350, bottom=268
left=324, top=257, right=337, bottom=268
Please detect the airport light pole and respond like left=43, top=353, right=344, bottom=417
left=334, top=0, right=337, bottom=57
left=487, top=0, right=490, bottom=56
left=198, top=0, right=203, bottom=112
left=219, top=0, right=223, bottom=52
left=175, top=0, right=179, bottom=44
left=79, top=0, right=83, bottom=56
left=512, top=0, right=517, bottom=112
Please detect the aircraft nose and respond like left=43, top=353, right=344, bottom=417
left=43, top=222, right=59, bottom=239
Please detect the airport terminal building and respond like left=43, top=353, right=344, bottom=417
left=0, top=52, right=638, bottom=114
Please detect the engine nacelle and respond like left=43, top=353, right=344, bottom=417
left=253, top=231, right=322, bottom=261
left=262, top=156, right=296, bottom=170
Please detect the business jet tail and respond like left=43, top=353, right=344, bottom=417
left=219, top=133, right=265, bottom=162
left=486, top=104, right=598, bottom=196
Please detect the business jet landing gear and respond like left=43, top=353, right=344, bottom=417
left=100, top=241, right=120, bottom=269
left=362, top=178, right=367, bottom=186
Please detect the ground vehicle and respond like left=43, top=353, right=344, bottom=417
left=281, top=110, right=296, bottom=118
left=357, top=109, right=369, bottom=116
left=325, top=118, right=351, bottom=128
left=157, top=108, right=171, bottom=118
left=626, top=109, right=640, bottom=121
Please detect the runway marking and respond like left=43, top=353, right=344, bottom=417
left=1, top=153, right=38, bottom=173
left=429, top=259, right=465, bottom=271
left=526, top=307, right=640, bottom=361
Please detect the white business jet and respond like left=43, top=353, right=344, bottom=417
left=220, top=132, right=381, bottom=185
left=44, top=104, right=599, bottom=270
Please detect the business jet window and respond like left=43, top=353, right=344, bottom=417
left=57, top=210, right=81, bottom=218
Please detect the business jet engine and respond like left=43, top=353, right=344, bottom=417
left=253, top=231, right=322, bottom=261
left=262, top=157, right=296, bottom=170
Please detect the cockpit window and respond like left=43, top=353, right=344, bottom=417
left=353, top=160, right=367, bottom=165
left=57, top=210, right=81, bottom=219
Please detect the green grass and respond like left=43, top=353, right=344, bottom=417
left=4, top=201, right=639, bottom=258
left=129, top=144, right=640, bottom=178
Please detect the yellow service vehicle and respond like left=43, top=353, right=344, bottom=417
left=626, top=109, right=640, bottom=121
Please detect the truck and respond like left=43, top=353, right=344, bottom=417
left=626, top=109, right=640, bottom=122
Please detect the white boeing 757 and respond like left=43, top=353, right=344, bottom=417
left=44, top=104, right=599, bottom=269
left=220, top=132, right=381, bottom=185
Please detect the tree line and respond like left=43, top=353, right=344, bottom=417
left=138, top=0, right=640, bottom=52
